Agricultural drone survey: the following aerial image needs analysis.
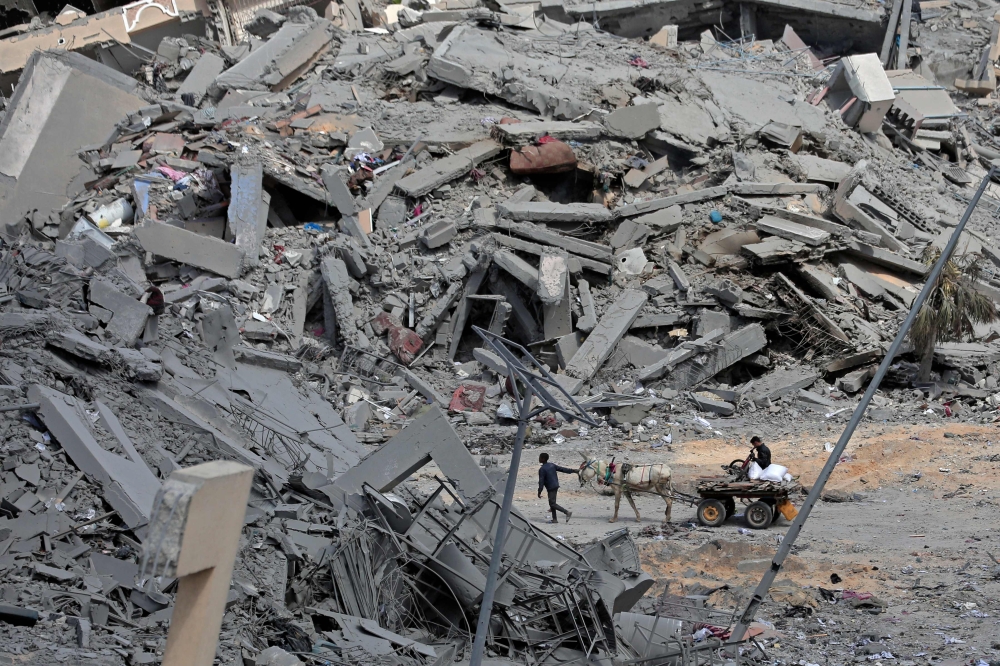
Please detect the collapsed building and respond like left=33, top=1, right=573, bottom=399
left=1, top=0, right=1000, bottom=662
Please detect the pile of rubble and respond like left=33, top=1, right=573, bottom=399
left=2, top=0, right=1000, bottom=661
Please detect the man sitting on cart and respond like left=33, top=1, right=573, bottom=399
left=750, top=436, right=771, bottom=471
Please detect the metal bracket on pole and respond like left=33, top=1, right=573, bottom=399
left=728, top=165, right=997, bottom=644
left=468, top=326, right=597, bottom=666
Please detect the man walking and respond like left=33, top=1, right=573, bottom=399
left=750, top=436, right=771, bottom=471
left=537, top=453, right=574, bottom=523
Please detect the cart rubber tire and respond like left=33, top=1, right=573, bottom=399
left=697, top=499, right=727, bottom=527
left=765, top=498, right=779, bottom=524
left=745, top=501, right=773, bottom=529
left=724, top=498, right=736, bottom=518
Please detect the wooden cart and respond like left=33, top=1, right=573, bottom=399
left=694, top=479, right=798, bottom=529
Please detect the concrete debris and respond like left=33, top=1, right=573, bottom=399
left=0, top=5, right=996, bottom=664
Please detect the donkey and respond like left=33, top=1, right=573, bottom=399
left=578, top=453, right=673, bottom=523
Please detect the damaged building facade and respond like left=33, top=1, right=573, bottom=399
left=1, top=0, right=1000, bottom=661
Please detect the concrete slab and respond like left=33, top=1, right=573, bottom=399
left=618, top=336, right=671, bottom=367
left=333, top=405, right=493, bottom=503
left=566, top=289, right=647, bottom=381
left=0, top=52, right=144, bottom=226
left=30, top=384, right=160, bottom=536
left=176, top=53, right=225, bottom=105
left=396, top=140, right=501, bottom=197
left=134, top=222, right=245, bottom=278
left=89, top=279, right=151, bottom=346
left=493, top=250, right=538, bottom=290
left=603, top=104, right=660, bottom=139
left=498, top=201, right=613, bottom=223
left=213, top=18, right=335, bottom=93
left=756, top=215, right=831, bottom=246
left=494, top=121, right=604, bottom=143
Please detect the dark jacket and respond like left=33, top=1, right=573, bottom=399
left=753, top=444, right=771, bottom=470
left=539, top=462, right=576, bottom=492
left=146, top=287, right=165, bottom=316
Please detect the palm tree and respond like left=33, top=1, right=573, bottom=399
left=911, top=249, right=999, bottom=382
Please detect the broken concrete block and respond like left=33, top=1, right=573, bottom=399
left=48, top=330, right=110, bottom=362
left=242, top=320, right=279, bottom=341
left=495, top=219, right=613, bottom=262
left=89, top=279, right=152, bottom=347
left=669, top=324, right=766, bottom=389
left=603, top=104, right=660, bottom=139
left=758, top=122, right=803, bottom=152
left=649, top=24, right=678, bottom=49
left=322, top=165, right=356, bottom=216
left=577, top=279, right=598, bottom=333
left=695, top=308, right=731, bottom=336
left=618, top=336, right=671, bottom=367
left=749, top=368, right=820, bottom=402
left=257, top=646, right=303, bottom=666
left=555, top=332, right=585, bottom=368
left=135, top=222, right=245, bottom=278
left=422, top=220, right=457, bottom=249
left=498, top=201, right=612, bottom=224
left=566, top=289, right=647, bottom=381
left=632, top=205, right=683, bottom=230
left=704, top=279, right=743, bottom=306
left=333, top=405, right=492, bottom=502
left=826, top=53, right=895, bottom=133
left=176, top=53, right=226, bottom=106
left=213, top=17, right=336, bottom=93
left=543, top=273, right=573, bottom=340
left=345, top=401, right=371, bottom=431
left=610, top=219, right=651, bottom=251
left=473, top=347, right=508, bottom=376
left=495, top=121, right=603, bottom=143
left=666, top=259, right=691, bottom=292
left=396, top=140, right=502, bottom=197
left=493, top=250, right=538, bottom=290
left=690, top=393, right=735, bottom=416
left=756, top=215, right=831, bottom=246
left=232, top=346, right=303, bottom=372
left=109, top=348, right=163, bottom=382
left=797, top=263, right=841, bottom=300
left=838, top=365, right=876, bottom=393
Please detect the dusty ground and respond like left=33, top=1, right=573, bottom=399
left=442, top=420, right=1000, bottom=663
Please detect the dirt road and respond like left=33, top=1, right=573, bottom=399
left=498, top=421, right=1000, bottom=662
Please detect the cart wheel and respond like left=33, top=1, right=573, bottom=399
left=697, top=499, right=727, bottom=527
left=724, top=498, right=736, bottom=518
left=745, top=501, right=773, bottom=530
left=765, top=499, right=779, bottom=524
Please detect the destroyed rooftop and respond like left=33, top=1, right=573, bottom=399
left=1, top=0, right=1000, bottom=663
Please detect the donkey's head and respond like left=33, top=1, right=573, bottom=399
left=578, top=451, right=600, bottom=487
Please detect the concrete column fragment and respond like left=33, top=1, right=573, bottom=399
left=577, top=279, right=598, bottom=333
left=228, top=164, right=267, bottom=268
left=320, top=257, right=357, bottom=345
